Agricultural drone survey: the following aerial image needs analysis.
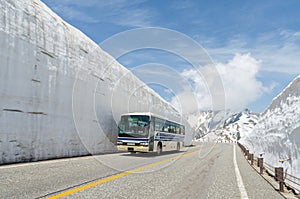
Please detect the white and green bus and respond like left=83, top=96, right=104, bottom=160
left=117, top=112, right=185, bottom=155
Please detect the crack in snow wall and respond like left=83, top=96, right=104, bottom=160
left=0, top=0, right=180, bottom=164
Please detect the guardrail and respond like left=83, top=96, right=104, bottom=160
left=237, top=142, right=300, bottom=194
left=285, top=173, right=300, bottom=194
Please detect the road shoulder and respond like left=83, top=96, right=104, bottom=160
left=235, top=144, right=285, bottom=199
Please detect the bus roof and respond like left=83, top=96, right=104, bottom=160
left=120, top=112, right=184, bottom=126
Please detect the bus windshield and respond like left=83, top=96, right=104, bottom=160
left=118, top=115, right=150, bottom=138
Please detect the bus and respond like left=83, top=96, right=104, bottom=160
left=117, top=112, right=185, bottom=155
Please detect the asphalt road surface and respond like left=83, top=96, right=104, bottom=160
left=0, top=143, right=285, bottom=199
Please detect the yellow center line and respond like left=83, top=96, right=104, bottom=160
left=47, top=148, right=200, bottom=199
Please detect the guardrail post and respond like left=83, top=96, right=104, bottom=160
left=258, top=158, right=263, bottom=174
left=275, top=167, right=284, bottom=192
left=247, top=152, right=251, bottom=160
left=246, top=149, right=249, bottom=157
left=250, top=153, right=254, bottom=165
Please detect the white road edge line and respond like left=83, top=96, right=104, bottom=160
left=233, top=144, right=249, bottom=199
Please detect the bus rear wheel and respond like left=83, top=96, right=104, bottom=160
left=157, top=143, right=162, bottom=156
left=177, top=142, right=180, bottom=151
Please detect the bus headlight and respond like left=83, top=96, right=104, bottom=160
left=140, top=142, right=149, bottom=146
left=117, top=141, right=123, bottom=145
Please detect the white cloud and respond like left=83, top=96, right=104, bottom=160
left=115, top=8, right=155, bottom=27
left=207, top=30, right=300, bottom=75
left=171, top=53, right=267, bottom=112
left=216, top=53, right=264, bottom=110
left=52, top=5, right=98, bottom=23
left=171, top=90, right=202, bottom=114
left=44, top=0, right=155, bottom=27
left=169, top=0, right=194, bottom=10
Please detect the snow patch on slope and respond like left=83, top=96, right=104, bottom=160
left=192, top=109, right=258, bottom=143
left=222, top=109, right=259, bottom=141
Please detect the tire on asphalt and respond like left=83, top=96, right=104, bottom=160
left=157, top=143, right=162, bottom=156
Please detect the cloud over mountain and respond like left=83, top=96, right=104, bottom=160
left=172, top=53, right=268, bottom=112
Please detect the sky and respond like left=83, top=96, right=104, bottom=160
left=42, top=0, right=300, bottom=113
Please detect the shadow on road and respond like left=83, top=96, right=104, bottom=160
left=120, top=150, right=185, bottom=158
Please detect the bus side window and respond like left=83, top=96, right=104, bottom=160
left=170, top=125, right=174, bottom=133
left=155, top=117, right=165, bottom=132
left=164, top=121, right=170, bottom=133
left=176, top=126, right=180, bottom=134
left=182, top=126, right=185, bottom=135
left=166, top=121, right=175, bottom=133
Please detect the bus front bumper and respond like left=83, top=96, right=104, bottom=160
left=117, top=145, right=149, bottom=153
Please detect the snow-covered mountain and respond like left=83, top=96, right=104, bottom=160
left=187, top=111, right=214, bottom=139
left=188, top=110, right=232, bottom=139
left=221, top=109, right=259, bottom=141
left=193, top=109, right=258, bottom=142
left=240, top=75, right=300, bottom=189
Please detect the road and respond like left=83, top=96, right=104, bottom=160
left=0, top=143, right=284, bottom=199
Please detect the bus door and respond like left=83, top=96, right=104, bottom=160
left=148, top=117, right=155, bottom=151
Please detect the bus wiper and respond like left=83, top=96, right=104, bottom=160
left=119, top=133, right=133, bottom=137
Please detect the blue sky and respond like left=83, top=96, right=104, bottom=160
left=42, top=0, right=300, bottom=113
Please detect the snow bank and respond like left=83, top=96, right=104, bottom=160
left=0, top=0, right=180, bottom=164
left=240, top=75, right=300, bottom=189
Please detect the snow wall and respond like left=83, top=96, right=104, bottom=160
left=240, top=75, right=300, bottom=188
left=0, top=0, right=181, bottom=164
